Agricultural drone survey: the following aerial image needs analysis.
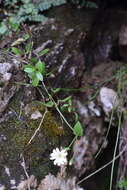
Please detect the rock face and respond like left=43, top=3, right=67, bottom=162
left=0, top=52, right=21, bottom=116
left=32, top=5, right=96, bottom=88
left=82, top=10, right=127, bottom=70
left=0, top=5, right=96, bottom=189
left=38, top=174, right=84, bottom=190
left=1, top=4, right=127, bottom=190
left=119, top=25, right=127, bottom=61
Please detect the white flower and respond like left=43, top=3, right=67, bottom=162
left=50, top=148, right=68, bottom=166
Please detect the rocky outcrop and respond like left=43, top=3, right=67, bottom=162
left=1, top=4, right=127, bottom=190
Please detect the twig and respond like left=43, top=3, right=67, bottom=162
left=27, top=109, right=47, bottom=146
left=20, top=154, right=31, bottom=190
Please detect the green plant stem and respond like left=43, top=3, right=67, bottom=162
left=26, top=109, right=48, bottom=146
left=109, top=112, right=122, bottom=190
left=20, top=154, right=31, bottom=190
left=42, top=81, right=74, bottom=131
left=14, top=81, right=31, bottom=86
left=68, top=136, right=77, bottom=149
left=95, top=108, right=114, bottom=158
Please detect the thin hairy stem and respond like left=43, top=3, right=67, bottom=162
left=95, top=108, right=114, bottom=158
left=27, top=109, right=48, bottom=146
left=42, top=81, right=74, bottom=131
left=77, top=143, right=126, bottom=185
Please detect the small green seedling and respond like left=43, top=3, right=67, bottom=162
left=11, top=35, right=49, bottom=87
left=59, top=96, right=74, bottom=113
left=24, top=60, right=45, bottom=86
left=11, top=33, right=31, bottom=55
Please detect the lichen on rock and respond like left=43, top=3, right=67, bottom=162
left=0, top=51, right=22, bottom=116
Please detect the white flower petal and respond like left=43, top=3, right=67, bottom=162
left=50, top=148, right=68, bottom=166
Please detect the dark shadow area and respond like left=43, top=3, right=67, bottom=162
left=80, top=126, right=118, bottom=190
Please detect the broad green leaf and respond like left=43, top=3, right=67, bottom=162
left=38, top=48, right=49, bottom=57
left=35, top=61, right=45, bottom=74
left=11, top=47, right=22, bottom=55
left=73, top=121, right=83, bottom=137
left=24, top=67, right=35, bottom=73
left=32, top=77, right=39, bottom=87
left=44, top=101, right=54, bottom=107
left=28, top=71, right=35, bottom=79
left=36, top=71, right=43, bottom=81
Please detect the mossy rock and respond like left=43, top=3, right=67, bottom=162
left=0, top=86, right=73, bottom=188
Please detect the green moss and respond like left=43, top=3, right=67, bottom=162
left=42, top=111, right=64, bottom=136
left=24, top=101, right=64, bottom=137
left=0, top=87, right=71, bottom=179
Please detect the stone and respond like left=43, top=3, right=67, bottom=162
left=0, top=52, right=21, bottom=116
left=99, top=87, right=119, bottom=114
